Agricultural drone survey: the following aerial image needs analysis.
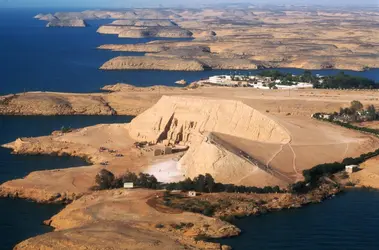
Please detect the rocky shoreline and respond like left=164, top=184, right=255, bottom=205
left=6, top=181, right=341, bottom=249
left=0, top=119, right=342, bottom=249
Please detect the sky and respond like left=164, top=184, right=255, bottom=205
left=0, top=0, right=377, bottom=8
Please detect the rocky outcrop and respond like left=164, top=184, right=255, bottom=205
left=46, top=19, right=88, bottom=27
left=98, top=43, right=167, bottom=53
left=0, top=92, right=115, bottom=115
left=176, top=79, right=187, bottom=85
left=110, top=19, right=178, bottom=27
left=97, top=25, right=193, bottom=38
left=34, top=13, right=56, bottom=21
left=100, top=56, right=206, bottom=71
left=128, top=95, right=290, bottom=145
left=101, top=83, right=177, bottom=92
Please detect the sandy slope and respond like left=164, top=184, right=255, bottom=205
left=350, top=157, right=379, bottom=188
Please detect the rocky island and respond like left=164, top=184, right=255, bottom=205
left=46, top=19, right=88, bottom=28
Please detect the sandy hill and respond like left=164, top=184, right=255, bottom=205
left=128, top=95, right=290, bottom=144
left=128, top=95, right=379, bottom=187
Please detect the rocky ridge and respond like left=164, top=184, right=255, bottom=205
left=100, top=56, right=206, bottom=71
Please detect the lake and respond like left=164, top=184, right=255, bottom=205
left=0, top=8, right=378, bottom=95
left=1, top=7, right=379, bottom=250
left=215, top=190, right=379, bottom=250
left=0, top=115, right=133, bottom=250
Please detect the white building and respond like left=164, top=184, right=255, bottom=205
left=123, top=182, right=134, bottom=189
left=188, top=191, right=197, bottom=197
left=208, top=75, right=231, bottom=85
left=345, top=165, right=359, bottom=174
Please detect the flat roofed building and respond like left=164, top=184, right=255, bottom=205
left=123, top=182, right=134, bottom=189
left=345, top=165, right=359, bottom=173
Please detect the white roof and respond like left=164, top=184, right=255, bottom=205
left=123, top=182, right=134, bottom=188
left=346, top=165, right=359, bottom=168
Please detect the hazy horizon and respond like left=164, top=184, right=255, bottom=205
left=1, top=0, right=378, bottom=9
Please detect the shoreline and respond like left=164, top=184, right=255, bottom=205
left=2, top=85, right=379, bottom=248
left=10, top=184, right=342, bottom=249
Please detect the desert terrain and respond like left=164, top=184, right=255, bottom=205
left=13, top=189, right=239, bottom=250
left=3, top=85, right=379, bottom=250
left=35, top=7, right=379, bottom=71
left=3, top=5, right=376, bottom=250
left=2, top=85, right=379, bottom=204
left=13, top=184, right=340, bottom=250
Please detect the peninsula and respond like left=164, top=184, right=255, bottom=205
left=2, top=82, right=379, bottom=248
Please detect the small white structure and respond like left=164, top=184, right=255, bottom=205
left=345, top=165, right=359, bottom=174
left=171, top=190, right=182, bottom=194
left=123, top=182, right=134, bottom=189
left=188, top=191, right=197, bottom=197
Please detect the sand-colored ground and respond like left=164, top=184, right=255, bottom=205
left=354, top=121, right=379, bottom=130
left=350, top=157, right=379, bottom=188
left=0, top=92, right=116, bottom=115
left=14, top=189, right=239, bottom=250
left=2, top=88, right=379, bottom=203
left=0, top=124, right=144, bottom=202
left=99, top=8, right=379, bottom=71
left=35, top=8, right=379, bottom=71
left=2, top=85, right=379, bottom=249
left=4, top=84, right=379, bottom=117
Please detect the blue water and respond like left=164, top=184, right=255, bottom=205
left=0, top=8, right=193, bottom=95
left=0, top=7, right=379, bottom=250
left=0, top=115, right=133, bottom=250
left=0, top=8, right=378, bottom=95
left=215, top=190, right=379, bottom=250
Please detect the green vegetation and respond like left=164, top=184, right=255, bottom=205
left=313, top=101, right=379, bottom=133
left=257, top=70, right=378, bottom=89
left=314, top=101, right=379, bottom=123
left=95, top=169, right=115, bottom=190
left=258, top=70, right=319, bottom=84
left=93, top=170, right=159, bottom=190
left=291, top=146, right=379, bottom=193
left=313, top=72, right=378, bottom=89
left=163, top=194, right=218, bottom=216
left=291, top=109, right=379, bottom=194
left=165, top=173, right=283, bottom=194
left=93, top=170, right=283, bottom=194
